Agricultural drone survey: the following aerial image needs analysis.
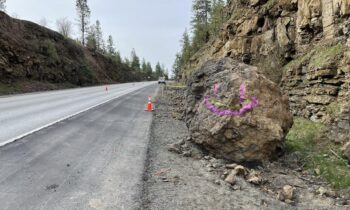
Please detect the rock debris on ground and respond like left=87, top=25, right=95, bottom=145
left=141, top=85, right=349, bottom=210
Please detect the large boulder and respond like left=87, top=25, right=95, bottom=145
left=185, top=58, right=293, bottom=164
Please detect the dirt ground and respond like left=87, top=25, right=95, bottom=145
left=140, top=86, right=349, bottom=210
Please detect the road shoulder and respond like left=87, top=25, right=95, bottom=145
left=141, top=85, right=347, bottom=210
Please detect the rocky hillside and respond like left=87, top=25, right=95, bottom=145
left=183, top=0, right=350, bottom=141
left=0, top=11, right=142, bottom=94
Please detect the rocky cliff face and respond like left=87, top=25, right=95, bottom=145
left=184, top=0, right=350, bottom=142
left=0, top=12, right=140, bottom=94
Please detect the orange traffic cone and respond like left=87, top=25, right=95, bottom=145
left=146, top=96, right=154, bottom=112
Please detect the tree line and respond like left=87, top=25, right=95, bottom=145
left=75, top=0, right=168, bottom=80
left=172, top=0, right=228, bottom=80
left=0, top=0, right=168, bottom=81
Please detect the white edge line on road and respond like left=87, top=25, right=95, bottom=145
left=0, top=85, right=151, bottom=148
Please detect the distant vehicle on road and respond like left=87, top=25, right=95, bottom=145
left=158, top=77, right=166, bottom=85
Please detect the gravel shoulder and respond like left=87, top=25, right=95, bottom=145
left=141, top=85, right=349, bottom=210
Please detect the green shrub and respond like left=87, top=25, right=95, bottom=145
left=285, top=117, right=350, bottom=189
left=308, top=43, right=343, bottom=70
left=308, top=151, right=350, bottom=189
left=285, top=117, right=324, bottom=153
left=78, top=61, right=97, bottom=84
left=42, top=40, right=59, bottom=64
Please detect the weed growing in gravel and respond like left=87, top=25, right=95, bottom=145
left=285, top=118, right=324, bottom=153
left=308, top=150, right=350, bottom=189
left=285, top=117, right=350, bottom=189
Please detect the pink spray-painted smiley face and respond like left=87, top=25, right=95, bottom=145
left=204, top=83, right=258, bottom=117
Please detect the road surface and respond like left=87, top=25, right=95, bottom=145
left=0, top=82, right=157, bottom=210
left=0, top=82, right=153, bottom=146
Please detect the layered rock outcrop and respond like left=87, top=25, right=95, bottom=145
left=186, top=58, right=293, bottom=163
left=183, top=0, right=350, bottom=143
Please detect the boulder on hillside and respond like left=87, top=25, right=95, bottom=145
left=185, top=58, right=293, bottom=164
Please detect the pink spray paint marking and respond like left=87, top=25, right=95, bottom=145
left=214, top=83, right=220, bottom=96
left=204, top=83, right=258, bottom=117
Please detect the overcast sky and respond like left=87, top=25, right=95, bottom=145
left=6, top=0, right=192, bottom=73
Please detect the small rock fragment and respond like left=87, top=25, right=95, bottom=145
left=232, top=185, right=241, bottom=190
left=167, top=143, right=181, bottom=154
left=277, top=191, right=285, bottom=201
left=232, top=165, right=247, bottom=177
left=282, top=185, right=294, bottom=200
left=182, top=150, right=192, bottom=157
left=225, top=163, right=238, bottom=169
left=246, top=170, right=262, bottom=185
left=177, top=139, right=185, bottom=145
left=212, top=163, right=219, bottom=168
left=214, top=179, right=221, bottom=185
left=284, top=199, right=294, bottom=205
left=161, top=177, right=169, bottom=182
left=314, top=168, right=321, bottom=175
left=225, top=171, right=236, bottom=185
left=325, top=190, right=337, bottom=198
left=277, top=185, right=294, bottom=202
left=317, top=186, right=327, bottom=196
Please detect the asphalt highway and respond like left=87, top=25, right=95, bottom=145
left=0, top=82, right=154, bottom=146
left=0, top=83, right=157, bottom=210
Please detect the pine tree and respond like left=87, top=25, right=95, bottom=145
left=155, top=62, right=163, bottom=78
left=181, top=30, right=192, bottom=65
left=191, top=0, right=212, bottom=52
left=106, top=35, right=116, bottom=55
left=86, top=24, right=97, bottom=50
left=76, top=0, right=90, bottom=46
left=95, top=20, right=103, bottom=52
left=112, top=51, right=122, bottom=64
left=100, top=39, right=107, bottom=54
left=146, top=62, right=153, bottom=79
left=124, top=57, right=131, bottom=67
left=130, top=49, right=140, bottom=71
left=0, top=0, right=6, bottom=12
left=209, top=0, right=227, bottom=38
left=172, top=53, right=183, bottom=80
left=141, top=59, right=147, bottom=73
left=171, top=30, right=192, bottom=80
left=161, top=65, right=169, bottom=80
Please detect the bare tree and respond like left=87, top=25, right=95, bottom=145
left=0, top=0, right=6, bottom=12
left=39, top=18, right=48, bottom=27
left=11, top=13, right=19, bottom=18
left=76, top=0, right=90, bottom=46
left=56, top=18, right=73, bottom=37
